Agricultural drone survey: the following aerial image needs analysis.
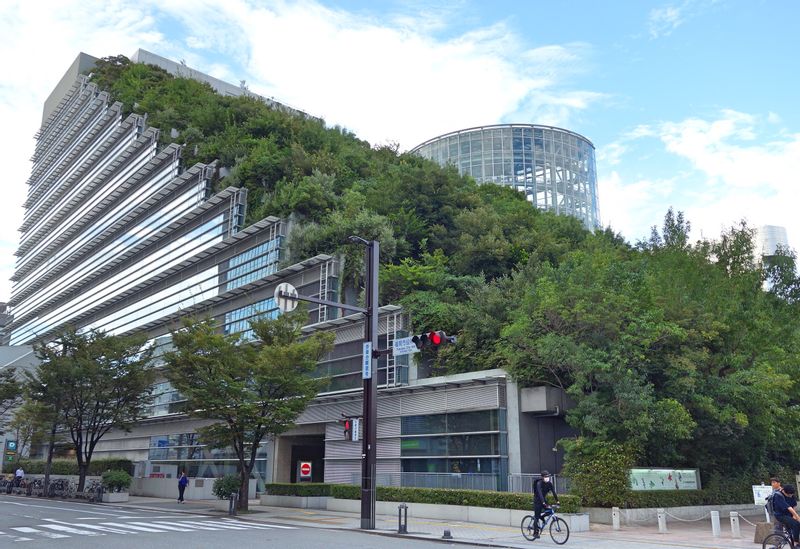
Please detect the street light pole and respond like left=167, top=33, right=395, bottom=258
left=277, top=236, right=380, bottom=529
left=360, top=239, right=379, bottom=529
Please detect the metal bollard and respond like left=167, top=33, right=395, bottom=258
left=397, top=503, right=408, bottom=534
left=442, top=529, right=453, bottom=540
left=710, top=511, right=720, bottom=537
left=657, top=508, right=667, bottom=533
left=228, top=492, right=238, bottom=516
left=612, top=507, right=620, bottom=530
left=729, top=511, right=741, bottom=538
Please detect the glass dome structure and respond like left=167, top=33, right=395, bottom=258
left=412, top=124, right=600, bottom=229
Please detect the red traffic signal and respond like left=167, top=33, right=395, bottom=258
left=411, top=330, right=456, bottom=349
left=344, top=419, right=352, bottom=441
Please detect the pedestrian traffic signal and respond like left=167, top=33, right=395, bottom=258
left=343, top=419, right=352, bottom=441
left=411, top=330, right=456, bottom=349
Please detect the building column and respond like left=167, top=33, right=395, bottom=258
left=506, top=378, right=523, bottom=475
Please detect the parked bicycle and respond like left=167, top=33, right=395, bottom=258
left=521, top=504, right=570, bottom=545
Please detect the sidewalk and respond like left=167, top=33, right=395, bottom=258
left=114, top=496, right=764, bottom=548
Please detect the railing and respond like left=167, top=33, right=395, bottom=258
left=345, top=472, right=569, bottom=493
left=508, top=473, right=570, bottom=494
left=352, top=472, right=502, bottom=491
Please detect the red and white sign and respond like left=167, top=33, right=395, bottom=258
left=299, top=461, right=312, bottom=479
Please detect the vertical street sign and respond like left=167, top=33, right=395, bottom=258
left=352, top=418, right=361, bottom=442
left=362, top=341, right=372, bottom=379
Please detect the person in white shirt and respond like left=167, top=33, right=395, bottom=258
left=14, top=466, right=24, bottom=487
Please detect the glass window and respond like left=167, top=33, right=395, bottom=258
left=402, top=414, right=447, bottom=435
left=401, top=436, right=448, bottom=456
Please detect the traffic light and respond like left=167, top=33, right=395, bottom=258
left=411, top=330, right=456, bottom=349
left=343, top=419, right=352, bottom=441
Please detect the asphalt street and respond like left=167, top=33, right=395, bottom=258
left=0, top=494, right=488, bottom=548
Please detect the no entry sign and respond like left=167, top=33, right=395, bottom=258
left=299, top=461, right=312, bottom=479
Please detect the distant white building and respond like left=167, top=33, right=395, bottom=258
left=756, top=225, right=790, bottom=258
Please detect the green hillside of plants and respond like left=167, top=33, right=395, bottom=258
left=87, top=56, right=800, bottom=489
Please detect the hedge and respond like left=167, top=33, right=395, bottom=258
left=10, top=459, right=134, bottom=476
left=623, top=487, right=753, bottom=509
left=265, top=483, right=332, bottom=497
left=267, top=483, right=581, bottom=514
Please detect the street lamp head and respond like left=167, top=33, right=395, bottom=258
left=347, top=235, right=370, bottom=246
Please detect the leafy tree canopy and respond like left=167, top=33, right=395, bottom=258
left=88, top=59, right=800, bottom=481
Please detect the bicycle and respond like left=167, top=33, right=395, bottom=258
left=763, top=524, right=798, bottom=549
left=521, top=504, right=570, bottom=544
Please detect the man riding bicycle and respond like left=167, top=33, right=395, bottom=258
left=532, top=470, right=560, bottom=539
left=773, top=484, right=800, bottom=544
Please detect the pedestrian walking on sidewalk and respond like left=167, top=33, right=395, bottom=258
left=178, top=470, right=188, bottom=503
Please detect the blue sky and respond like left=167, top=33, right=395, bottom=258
left=0, top=0, right=798, bottom=302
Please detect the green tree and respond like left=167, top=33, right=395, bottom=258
left=164, top=309, right=334, bottom=511
left=28, top=328, right=154, bottom=491
left=0, top=367, right=21, bottom=431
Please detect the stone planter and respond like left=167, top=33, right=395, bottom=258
left=260, top=494, right=329, bottom=509
left=213, top=499, right=234, bottom=511
left=102, top=492, right=130, bottom=503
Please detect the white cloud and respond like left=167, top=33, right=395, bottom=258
left=605, top=110, right=800, bottom=252
left=599, top=170, right=677, bottom=241
left=648, top=4, right=685, bottom=38
left=151, top=1, right=602, bottom=150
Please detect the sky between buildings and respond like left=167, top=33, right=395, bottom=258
left=0, top=0, right=798, bottom=302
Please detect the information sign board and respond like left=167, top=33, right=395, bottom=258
left=392, top=337, right=420, bottom=356
left=753, top=485, right=774, bottom=506
left=629, top=468, right=700, bottom=490
left=362, top=342, right=372, bottom=379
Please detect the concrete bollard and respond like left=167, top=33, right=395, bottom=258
left=612, top=507, right=620, bottom=530
left=397, top=503, right=408, bottom=534
left=657, top=508, right=667, bottom=533
left=730, top=511, right=741, bottom=538
left=711, top=511, right=720, bottom=537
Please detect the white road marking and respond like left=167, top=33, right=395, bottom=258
left=156, top=520, right=223, bottom=531
left=0, top=500, right=129, bottom=517
left=180, top=520, right=249, bottom=530
left=129, top=521, right=194, bottom=532
left=220, top=519, right=297, bottom=530
left=99, top=522, right=168, bottom=533
left=43, top=520, right=134, bottom=534
left=38, top=524, right=104, bottom=536
left=11, top=527, right=69, bottom=539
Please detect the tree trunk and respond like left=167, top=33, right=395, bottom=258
left=44, top=422, right=58, bottom=496
left=77, top=463, right=88, bottom=492
left=239, top=468, right=250, bottom=511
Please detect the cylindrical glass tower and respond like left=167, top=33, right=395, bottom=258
left=412, top=124, right=599, bottom=229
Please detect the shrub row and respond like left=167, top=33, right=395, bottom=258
left=265, top=482, right=332, bottom=497
left=623, top=487, right=753, bottom=509
left=11, top=458, right=134, bottom=476
left=266, top=483, right=581, bottom=514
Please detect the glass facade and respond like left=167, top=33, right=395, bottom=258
left=399, top=410, right=507, bottom=475
left=412, top=124, right=600, bottom=229
left=148, top=433, right=268, bottom=487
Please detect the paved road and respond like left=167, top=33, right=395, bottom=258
left=0, top=495, right=487, bottom=548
